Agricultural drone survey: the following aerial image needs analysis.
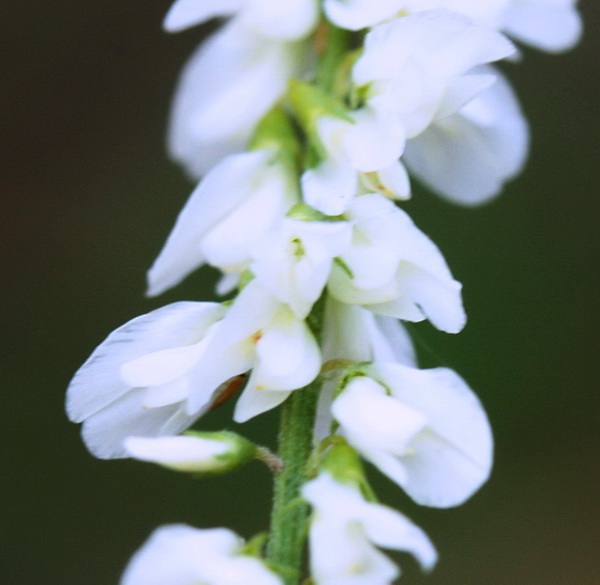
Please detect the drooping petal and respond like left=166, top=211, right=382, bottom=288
left=503, top=0, right=583, bottom=53
left=66, top=302, right=223, bottom=424
left=358, top=504, right=437, bottom=571
left=241, top=0, right=320, bottom=40
left=404, top=68, right=529, bottom=205
left=120, top=524, right=282, bottom=585
left=163, top=0, right=241, bottom=33
left=147, top=151, right=272, bottom=296
left=324, top=0, right=407, bottom=31
left=353, top=11, right=514, bottom=140
left=81, top=389, right=197, bottom=459
left=371, top=363, right=494, bottom=507
left=328, top=194, right=466, bottom=333
left=333, top=378, right=427, bottom=457
left=303, top=472, right=437, bottom=584
left=251, top=308, right=321, bottom=391
left=200, top=162, right=296, bottom=272
left=168, top=22, right=305, bottom=178
left=233, top=384, right=293, bottom=423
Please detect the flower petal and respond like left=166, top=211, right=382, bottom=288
left=124, top=435, right=229, bottom=472
left=404, top=68, right=529, bottom=205
left=80, top=390, right=196, bottom=459
left=504, top=0, right=583, bottom=53
left=373, top=363, right=494, bottom=507
left=163, top=0, right=241, bottom=33
left=147, top=151, right=272, bottom=296
left=168, top=22, right=304, bottom=178
left=66, top=302, right=223, bottom=423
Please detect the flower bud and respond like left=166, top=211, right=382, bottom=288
left=124, top=431, right=257, bottom=474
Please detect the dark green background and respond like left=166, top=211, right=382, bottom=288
left=3, top=2, right=598, bottom=583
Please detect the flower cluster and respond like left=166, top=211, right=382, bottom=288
left=67, top=1, right=581, bottom=583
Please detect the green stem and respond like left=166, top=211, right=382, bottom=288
left=266, top=22, right=353, bottom=585
left=315, top=23, right=353, bottom=96
left=266, top=379, right=319, bottom=584
left=266, top=299, right=325, bottom=584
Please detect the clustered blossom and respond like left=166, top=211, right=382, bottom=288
left=66, top=1, right=581, bottom=583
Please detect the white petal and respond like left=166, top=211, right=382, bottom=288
left=124, top=435, right=229, bottom=471
left=147, top=151, right=271, bottom=296
left=372, top=315, right=416, bottom=365
left=233, top=384, right=292, bottom=423
left=120, top=525, right=283, bottom=585
left=66, top=302, right=223, bottom=423
left=241, top=0, right=320, bottom=40
left=333, top=378, right=427, bottom=456
left=374, top=160, right=411, bottom=200
left=404, top=68, right=529, bottom=205
left=303, top=473, right=435, bottom=582
left=302, top=156, right=358, bottom=216
left=200, top=161, right=295, bottom=271
left=163, top=0, right=241, bottom=33
left=81, top=390, right=197, bottom=459
left=504, top=0, right=583, bottom=53
left=342, top=109, right=406, bottom=172
left=120, top=342, right=207, bottom=388
left=252, top=310, right=321, bottom=391
left=373, top=363, right=494, bottom=507
left=168, top=23, right=304, bottom=178
left=321, top=298, right=374, bottom=363
left=359, top=504, right=437, bottom=571
left=324, top=0, right=407, bottom=30
left=251, top=219, right=352, bottom=318
left=142, top=377, right=191, bottom=409
left=183, top=282, right=281, bottom=413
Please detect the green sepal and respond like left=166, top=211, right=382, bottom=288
left=247, top=106, right=302, bottom=197
left=182, top=430, right=257, bottom=475
left=286, top=202, right=346, bottom=222
left=241, top=532, right=269, bottom=558
left=248, top=106, right=301, bottom=162
left=288, top=79, right=354, bottom=168
left=320, top=442, right=378, bottom=503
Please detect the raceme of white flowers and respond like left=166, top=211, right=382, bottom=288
left=66, top=2, right=582, bottom=584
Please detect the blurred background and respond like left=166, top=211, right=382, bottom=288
left=2, top=2, right=598, bottom=583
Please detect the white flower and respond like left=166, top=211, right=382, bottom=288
left=121, top=524, right=282, bottom=585
left=250, top=217, right=353, bottom=319
left=164, top=0, right=319, bottom=41
left=327, top=194, right=466, bottom=334
left=210, top=280, right=322, bottom=423
left=303, top=10, right=514, bottom=214
left=324, top=0, right=582, bottom=53
left=314, top=298, right=416, bottom=441
left=302, top=472, right=436, bottom=584
left=66, top=302, right=226, bottom=459
left=66, top=282, right=320, bottom=458
left=147, top=149, right=297, bottom=297
left=353, top=11, right=515, bottom=140
left=167, top=22, right=309, bottom=178
left=301, top=111, right=408, bottom=215
left=429, top=0, right=582, bottom=53
left=403, top=67, right=529, bottom=205
left=332, top=362, right=493, bottom=507
left=124, top=431, right=256, bottom=473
